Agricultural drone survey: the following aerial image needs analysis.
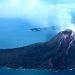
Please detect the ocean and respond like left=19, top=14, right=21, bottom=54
left=0, top=67, right=75, bottom=75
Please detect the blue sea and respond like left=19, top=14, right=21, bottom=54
left=0, top=67, right=75, bottom=75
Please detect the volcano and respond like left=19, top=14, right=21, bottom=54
left=0, top=29, right=75, bottom=71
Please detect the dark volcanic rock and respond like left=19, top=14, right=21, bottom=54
left=0, top=29, right=75, bottom=71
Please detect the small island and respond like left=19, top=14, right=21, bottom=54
left=30, top=28, right=41, bottom=32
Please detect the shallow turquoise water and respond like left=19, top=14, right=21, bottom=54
left=0, top=68, right=75, bottom=75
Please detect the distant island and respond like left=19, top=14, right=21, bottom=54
left=30, top=28, right=41, bottom=31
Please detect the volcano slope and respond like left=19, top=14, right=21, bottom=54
left=0, top=29, right=75, bottom=71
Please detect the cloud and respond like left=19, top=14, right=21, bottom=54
left=0, top=0, right=75, bottom=29
left=0, top=0, right=75, bottom=48
left=0, top=0, right=56, bottom=27
left=56, top=4, right=75, bottom=31
left=57, top=0, right=75, bottom=3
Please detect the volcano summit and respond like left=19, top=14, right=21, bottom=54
left=0, top=29, right=75, bottom=71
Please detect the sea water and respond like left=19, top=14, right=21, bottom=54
left=0, top=67, right=75, bottom=75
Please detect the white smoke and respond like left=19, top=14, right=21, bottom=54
left=56, top=4, right=75, bottom=32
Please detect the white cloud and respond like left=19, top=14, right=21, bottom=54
left=0, top=0, right=75, bottom=30
left=56, top=4, right=75, bottom=31
left=57, top=0, right=75, bottom=3
left=0, top=0, right=55, bottom=27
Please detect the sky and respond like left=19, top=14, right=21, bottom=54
left=0, top=0, right=75, bottom=48
left=0, top=0, right=75, bottom=30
